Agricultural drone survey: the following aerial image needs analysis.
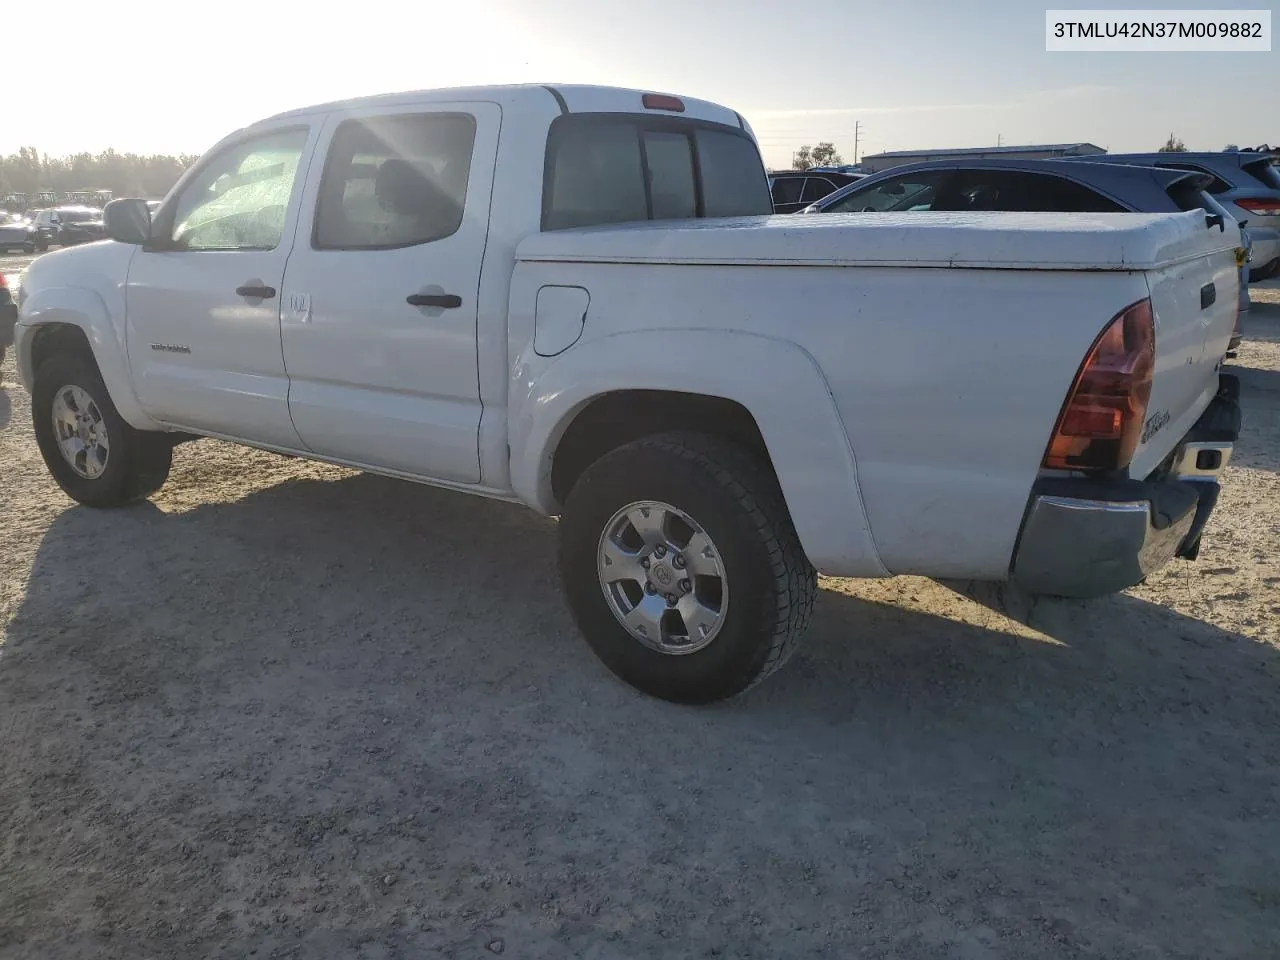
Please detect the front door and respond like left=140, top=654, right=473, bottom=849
left=278, top=102, right=499, bottom=483
left=124, top=123, right=318, bottom=448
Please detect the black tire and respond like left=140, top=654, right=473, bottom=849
left=32, top=352, right=172, bottom=507
left=558, top=432, right=817, bottom=704
left=22, top=243, right=35, bottom=254
left=35, top=240, right=48, bottom=252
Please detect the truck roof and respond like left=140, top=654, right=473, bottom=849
left=259, top=83, right=749, bottom=134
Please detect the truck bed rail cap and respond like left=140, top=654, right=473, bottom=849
left=519, top=211, right=1240, bottom=271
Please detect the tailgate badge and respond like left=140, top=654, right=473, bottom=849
left=1141, top=409, right=1170, bottom=444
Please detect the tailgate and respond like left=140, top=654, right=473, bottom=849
left=1128, top=226, right=1241, bottom=479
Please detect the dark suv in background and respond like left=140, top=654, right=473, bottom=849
left=31, top=206, right=107, bottom=250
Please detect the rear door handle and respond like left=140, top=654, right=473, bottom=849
left=406, top=293, right=461, bottom=309
left=236, top=284, right=277, bottom=299
left=1200, top=282, right=1216, bottom=310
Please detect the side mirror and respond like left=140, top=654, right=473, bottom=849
left=104, top=198, right=152, bottom=245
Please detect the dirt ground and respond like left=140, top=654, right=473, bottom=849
left=1, top=274, right=1278, bottom=959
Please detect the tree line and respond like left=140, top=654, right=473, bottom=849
left=0, top=147, right=200, bottom=206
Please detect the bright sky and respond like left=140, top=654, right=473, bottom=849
left=4, top=0, right=1275, bottom=167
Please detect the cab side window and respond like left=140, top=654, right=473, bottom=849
left=314, top=113, right=477, bottom=250
left=170, top=128, right=309, bottom=251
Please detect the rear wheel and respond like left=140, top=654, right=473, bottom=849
left=558, top=432, right=817, bottom=704
left=32, top=353, right=172, bottom=507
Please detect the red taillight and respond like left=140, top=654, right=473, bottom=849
left=642, top=93, right=685, bottom=113
left=0, top=272, right=8, bottom=288
left=1043, top=298, right=1155, bottom=472
left=1236, top=198, right=1280, bottom=217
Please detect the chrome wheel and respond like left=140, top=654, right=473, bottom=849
left=597, top=500, right=728, bottom=655
left=51, top=384, right=110, bottom=479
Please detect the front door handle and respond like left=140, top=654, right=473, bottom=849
left=236, top=284, right=277, bottom=299
left=406, top=293, right=461, bottom=309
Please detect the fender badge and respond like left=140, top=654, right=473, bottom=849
left=151, top=343, right=192, bottom=354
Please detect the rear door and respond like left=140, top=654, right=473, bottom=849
left=278, top=100, right=499, bottom=483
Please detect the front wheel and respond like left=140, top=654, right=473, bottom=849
left=558, top=432, right=817, bottom=704
left=32, top=353, right=172, bottom=507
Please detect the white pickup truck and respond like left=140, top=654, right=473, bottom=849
left=13, top=84, right=1243, bottom=704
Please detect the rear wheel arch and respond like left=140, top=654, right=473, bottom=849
left=549, top=389, right=777, bottom=507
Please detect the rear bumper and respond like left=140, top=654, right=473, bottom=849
left=1010, top=374, right=1241, bottom=598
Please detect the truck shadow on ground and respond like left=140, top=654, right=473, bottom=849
left=0, top=381, right=12, bottom=430
left=2, top=468, right=1278, bottom=959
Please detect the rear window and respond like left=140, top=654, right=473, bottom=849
left=542, top=115, right=771, bottom=231
left=1242, top=159, right=1280, bottom=190
left=1157, top=163, right=1233, bottom=194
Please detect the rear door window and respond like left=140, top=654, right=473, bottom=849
left=543, top=116, right=771, bottom=230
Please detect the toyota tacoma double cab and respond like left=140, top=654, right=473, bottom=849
left=13, top=84, right=1243, bottom=703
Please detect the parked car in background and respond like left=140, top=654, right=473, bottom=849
left=0, top=214, right=37, bottom=252
left=1061, top=151, right=1280, bottom=281
left=802, top=157, right=1252, bottom=349
left=30, top=206, right=106, bottom=250
left=767, top=169, right=863, bottom=213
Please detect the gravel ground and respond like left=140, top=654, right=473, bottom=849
left=0, top=270, right=1277, bottom=960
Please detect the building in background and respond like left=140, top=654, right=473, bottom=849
left=858, top=142, right=1106, bottom=173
